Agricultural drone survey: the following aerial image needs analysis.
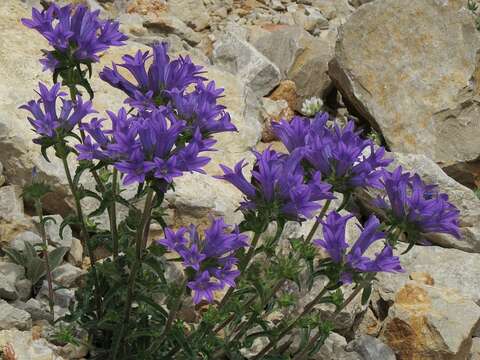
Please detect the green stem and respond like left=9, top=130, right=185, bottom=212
left=35, top=200, right=54, bottom=317
left=110, top=169, right=119, bottom=259
left=305, top=199, right=332, bottom=244
left=112, top=187, right=155, bottom=360
left=60, top=153, right=102, bottom=319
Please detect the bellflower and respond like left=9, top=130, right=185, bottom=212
left=100, top=42, right=204, bottom=109
left=273, top=113, right=392, bottom=193
left=157, top=218, right=248, bottom=304
left=375, top=167, right=461, bottom=238
left=20, top=82, right=95, bottom=143
left=314, top=212, right=403, bottom=283
left=22, top=3, right=127, bottom=71
left=217, top=148, right=334, bottom=222
left=76, top=108, right=215, bottom=186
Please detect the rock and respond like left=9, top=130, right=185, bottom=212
left=376, top=243, right=480, bottom=305
left=0, top=275, right=18, bottom=301
left=0, top=262, right=25, bottom=300
left=126, top=0, right=167, bottom=15
left=51, top=263, right=86, bottom=288
left=329, top=0, right=480, bottom=182
left=353, top=307, right=381, bottom=337
left=212, top=31, right=281, bottom=96
left=0, top=185, right=24, bottom=220
left=38, top=281, right=75, bottom=309
left=32, top=215, right=72, bottom=249
left=0, top=216, right=34, bottom=247
left=0, top=300, right=31, bottom=330
left=293, top=6, right=329, bottom=35
left=260, top=98, right=294, bottom=142
left=348, top=0, right=374, bottom=8
left=15, top=279, right=32, bottom=302
left=67, top=238, right=83, bottom=266
left=269, top=80, right=299, bottom=110
left=248, top=25, right=308, bottom=77
left=58, top=342, right=88, bottom=359
left=143, top=13, right=203, bottom=46
left=379, top=282, right=480, bottom=359
left=0, top=161, right=5, bottom=187
left=287, top=35, right=334, bottom=111
left=14, top=299, right=52, bottom=322
left=10, top=231, right=43, bottom=252
left=167, top=0, right=210, bottom=31
left=470, top=338, right=480, bottom=360
left=358, top=152, right=480, bottom=253
left=314, top=332, right=362, bottom=360
left=346, top=335, right=396, bottom=360
left=0, top=328, right=60, bottom=360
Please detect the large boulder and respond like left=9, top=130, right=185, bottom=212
left=329, top=0, right=480, bottom=185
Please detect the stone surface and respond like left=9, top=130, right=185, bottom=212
left=379, top=282, right=480, bottom=360
left=212, top=31, right=281, bottom=96
left=15, top=279, right=32, bottom=302
left=51, top=263, right=86, bottom=288
left=346, top=335, right=396, bottom=360
left=0, top=300, right=32, bottom=330
left=0, top=262, right=25, bottom=300
left=143, top=13, right=203, bottom=46
left=167, top=0, right=210, bottom=31
left=10, top=231, right=43, bottom=252
left=329, top=0, right=480, bottom=179
left=470, top=338, right=480, bottom=360
left=67, top=238, right=83, bottom=267
left=314, top=332, right=362, bottom=360
left=0, top=185, right=24, bottom=220
left=260, top=98, right=294, bottom=142
left=0, top=328, right=61, bottom=360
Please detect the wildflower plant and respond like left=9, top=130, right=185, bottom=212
left=18, top=3, right=461, bottom=359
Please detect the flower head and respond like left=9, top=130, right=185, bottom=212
left=100, top=42, right=204, bottom=110
left=22, top=4, right=127, bottom=71
left=217, top=148, right=334, bottom=223
left=157, top=218, right=248, bottom=304
left=20, top=82, right=95, bottom=143
left=273, top=113, right=392, bottom=193
left=314, top=212, right=403, bottom=283
left=376, top=167, right=461, bottom=239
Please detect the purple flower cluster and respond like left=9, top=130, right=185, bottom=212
left=76, top=108, right=215, bottom=185
left=217, top=148, right=334, bottom=222
left=375, top=167, right=461, bottom=238
left=314, top=212, right=403, bottom=283
left=273, top=114, right=392, bottom=193
left=157, top=218, right=249, bottom=304
left=22, top=3, right=127, bottom=72
left=20, top=82, right=95, bottom=142
left=100, top=43, right=204, bottom=111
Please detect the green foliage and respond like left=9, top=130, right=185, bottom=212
left=4, top=242, right=68, bottom=287
left=468, top=0, right=480, bottom=30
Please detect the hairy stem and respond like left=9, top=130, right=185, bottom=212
left=110, top=169, right=119, bottom=259
left=60, top=153, right=102, bottom=319
left=305, top=199, right=332, bottom=244
left=35, top=200, right=54, bottom=317
left=112, top=187, right=155, bottom=360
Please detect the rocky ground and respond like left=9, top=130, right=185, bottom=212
left=0, top=0, right=480, bottom=359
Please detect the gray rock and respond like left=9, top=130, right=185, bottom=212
left=379, top=282, right=480, bottom=359
left=212, top=31, right=281, bottom=96
left=13, top=299, right=52, bottom=322
left=346, top=335, right=395, bottom=360
left=0, top=275, right=17, bottom=300
left=0, top=262, right=25, bottom=300
left=10, top=231, right=42, bottom=252
left=0, top=328, right=59, bottom=359
left=249, top=25, right=309, bottom=78
left=470, top=337, right=480, bottom=360
left=329, top=0, right=480, bottom=181
left=143, top=13, right=202, bottom=46
left=348, top=0, right=374, bottom=8
left=0, top=161, right=4, bottom=187
left=293, top=6, right=329, bottom=35
left=0, top=185, right=24, bottom=220
left=0, top=299, right=31, bottom=330
left=168, top=0, right=210, bottom=31
left=15, top=278, right=32, bottom=301
left=38, top=281, right=75, bottom=309
left=51, top=263, right=86, bottom=288
left=68, top=237, right=83, bottom=266
left=33, top=214, right=72, bottom=249
left=314, top=332, right=362, bottom=360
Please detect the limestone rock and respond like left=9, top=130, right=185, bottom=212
left=329, top=0, right=480, bottom=181
left=260, top=98, right=294, bottom=142
left=15, top=279, right=32, bottom=302
left=269, top=80, right=299, bottom=110
left=0, top=300, right=31, bottom=330
left=143, top=13, right=203, bottom=46
left=212, top=31, right=281, bottom=96
left=10, top=232, right=43, bottom=252
left=470, top=338, right=480, bottom=360
left=167, top=0, right=210, bottom=31
left=0, top=186, right=24, bottom=220
left=51, top=263, right=86, bottom=288
left=67, top=238, right=83, bottom=266
left=0, top=328, right=61, bottom=360
left=32, top=215, right=72, bottom=250
left=346, top=335, right=396, bottom=360
left=314, top=332, right=362, bottom=360
left=379, top=282, right=480, bottom=359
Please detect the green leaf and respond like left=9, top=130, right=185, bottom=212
left=27, top=256, right=46, bottom=285
left=3, top=247, right=26, bottom=266
left=361, top=283, right=372, bottom=306
left=48, top=246, right=69, bottom=269
left=60, top=215, right=79, bottom=240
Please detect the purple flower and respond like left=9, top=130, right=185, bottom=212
left=376, top=167, right=461, bottom=238
left=187, top=271, right=223, bottom=304
left=22, top=4, right=127, bottom=71
left=100, top=42, right=204, bottom=110
left=20, top=82, right=95, bottom=142
left=156, top=218, right=249, bottom=304
left=217, top=148, right=334, bottom=222
left=314, top=212, right=404, bottom=281
left=273, top=113, right=392, bottom=193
